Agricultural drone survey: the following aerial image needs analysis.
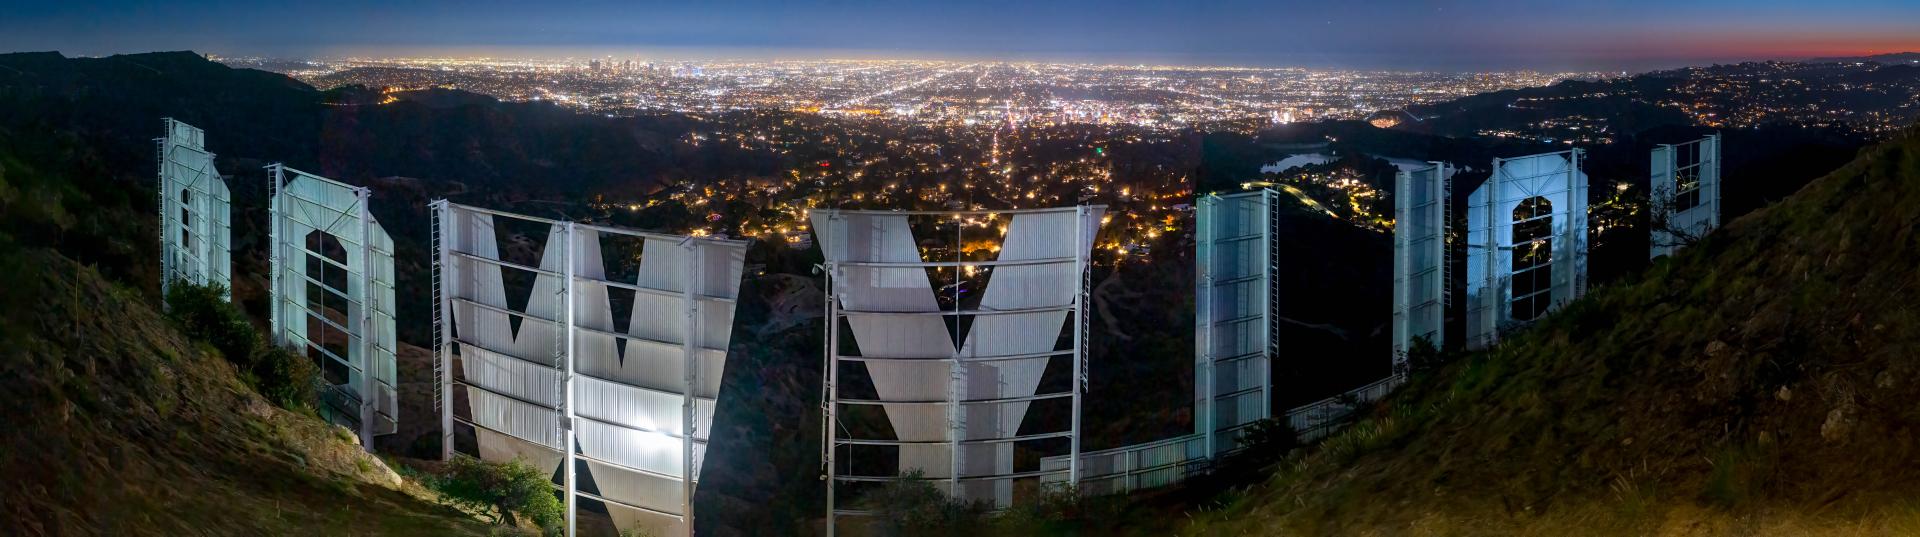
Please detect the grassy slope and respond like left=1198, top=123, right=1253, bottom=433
left=0, top=105, right=483, bottom=535
left=1180, top=126, right=1920, bottom=536
left=0, top=248, right=487, bottom=536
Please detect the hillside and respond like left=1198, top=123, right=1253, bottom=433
left=1810, top=52, right=1920, bottom=65
left=1177, top=126, right=1920, bottom=535
left=0, top=246, right=489, bottom=535
left=0, top=113, right=484, bottom=534
left=0, top=51, right=701, bottom=197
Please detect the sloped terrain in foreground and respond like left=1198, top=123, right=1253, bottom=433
left=1181, top=126, right=1920, bottom=536
left=0, top=248, right=486, bottom=536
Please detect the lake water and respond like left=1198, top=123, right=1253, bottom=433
left=1260, top=153, right=1334, bottom=173
left=1262, top=152, right=1440, bottom=175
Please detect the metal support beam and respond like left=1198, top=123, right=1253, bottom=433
left=1260, top=189, right=1276, bottom=426
left=267, top=165, right=284, bottom=341
left=680, top=237, right=702, bottom=537
left=434, top=200, right=454, bottom=461
left=1195, top=195, right=1216, bottom=458
left=562, top=222, right=578, bottom=537
left=1069, top=205, right=1088, bottom=489
left=157, top=134, right=171, bottom=308
left=948, top=217, right=963, bottom=497
left=823, top=259, right=840, bottom=537
left=356, top=186, right=376, bottom=451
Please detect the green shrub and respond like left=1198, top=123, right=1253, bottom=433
left=853, top=471, right=1113, bottom=535
left=1404, top=335, right=1456, bottom=374
left=164, top=281, right=318, bottom=411
left=252, top=345, right=319, bottom=411
left=164, top=281, right=256, bottom=367
left=994, top=483, right=1093, bottom=534
left=859, top=470, right=990, bottom=536
left=432, top=455, right=564, bottom=535
left=1222, top=417, right=1300, bottom=472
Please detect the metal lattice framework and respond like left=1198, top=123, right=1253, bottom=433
left=435, top=202, right=747, bottom=537
left=813, top=206, right=1102, bottom=534
left=1040, top=188, right=1405, bottom=495
left=1035, top=191, right=1274, bottom=496
left=1193, top=190, right=1276, bottom=456
left=156, top=118, right=232, bottom=300
left=1392, top=162, right=1452, bottom=368
left=1650, top=134, right=1723, bottom=259
left=1466, top=150, right=1589, bottom=349
left=269, top=164, right=398, bottom=449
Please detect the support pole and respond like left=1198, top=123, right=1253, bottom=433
left=1260, top=189, right=1275, bottom=426
left=1069, top=206, right=1087, bottom=489
left=562, top=222, right=579, bottom=537
left=1486, top=158, right=1503, bottom=348
left=1571, top=148, right=1587, bottom=299
left=948, top=216, right=963, bottom=497
left=267, top=164, right=283, bottom=343
left=1711, top=134, right=1722, bottom=228
left=1195, top=195, right=1216, bottom=458
left=436, top=200, right=454, bottom=461
left=356, top=187, right=375, bottom=451
left=158, top=132, right=171, bottom=307
left=196, top=153, right=216, bottom=288
left=681, top=238, right=702, bottom=537
left=823, top=256, right=841, bottom=537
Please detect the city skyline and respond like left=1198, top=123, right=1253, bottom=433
left=5, top=1, right=1919, bottom=71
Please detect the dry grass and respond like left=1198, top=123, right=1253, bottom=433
left=0, top=248, right=489, bottom=536
left=1172, top=127, right=1920, bottom=536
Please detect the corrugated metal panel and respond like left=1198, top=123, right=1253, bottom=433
left=269, top=166, right=398, bottom=441
left=815, top=207, right=1101, bottom=511
left=1466, top=150, right=1589, bottom=349
left=439, top=203, right=746, bottom=537
left=1195, top=191, right=1273, bottom=455
left=1393, top=163, right=1450, bottom=367
left=1651, top=135, right=1723, bottom=259
left=157, top=118, right=231, bottom=300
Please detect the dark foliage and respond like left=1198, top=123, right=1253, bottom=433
left=164, top=282, right=257, bottom=366
left=252, top=345, right=320, bottom=411
left=164, top=282, right=318, bottom=410
left=1401, top=336, right=1456, bottom=374
left=430, top=454, right=563, bottom=533
left=1220, top=417, right=1301, bottom=474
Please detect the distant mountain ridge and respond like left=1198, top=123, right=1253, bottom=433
left=0, top=50, right=754, bottom=199
left=1808, top=52, right=1920, bottom=64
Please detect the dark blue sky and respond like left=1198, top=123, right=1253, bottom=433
left=4, top=0, right=1917, bottom=71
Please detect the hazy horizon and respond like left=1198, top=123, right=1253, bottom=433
left=17, top=45, right=1917, bottom=76
left=6, top=1, right=1919, bottom=73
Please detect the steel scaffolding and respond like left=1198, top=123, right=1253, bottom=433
left=436, top=201, right=746, bottom=537
left=268, top=164, right=396, bottom=450
left=814, top=206, right=1102, bottom=536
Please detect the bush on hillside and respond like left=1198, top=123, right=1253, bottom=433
left=1403, top=335, right=1460, bottom=374
left=252, top=345, right=319, bottom=410
left=993, top=483, right=1109, bottom=534
left=164, top=281, right=256, bottom=366
left=852, top=470, right=1110, bottom=535
left=164, top=281, right=317, bottom=410
left=1222, top=417, right=1300, bottom=472
left=859, top=470, right=990, bottom=535
left=431, top=455, right=564, bottom=535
